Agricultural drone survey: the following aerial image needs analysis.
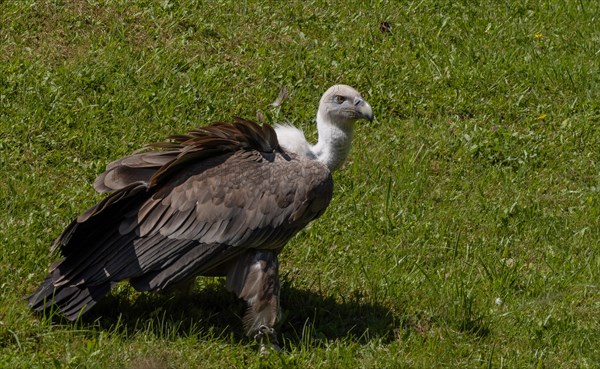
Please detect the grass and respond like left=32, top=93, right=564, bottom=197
left=1, top=0, right=599, bottom=367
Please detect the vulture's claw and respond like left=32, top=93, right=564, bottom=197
left=254, top=324, right=277, bottom=343
left=254, top=325, right=282, bottom=355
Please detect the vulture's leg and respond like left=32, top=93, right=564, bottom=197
left=226, top=250, right=281, bottom=353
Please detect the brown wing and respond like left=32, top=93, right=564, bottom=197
left=52, top=149, right=332, bottom=291
left=30, top=120, right=332, bottom=319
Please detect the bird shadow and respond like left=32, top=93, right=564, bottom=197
left=71, top=278, right=400, bottom=348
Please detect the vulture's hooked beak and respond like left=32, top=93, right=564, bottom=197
left=354, top=96, right=374, bottom=122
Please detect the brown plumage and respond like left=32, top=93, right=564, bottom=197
left=29, top=118, right=332, bottom=337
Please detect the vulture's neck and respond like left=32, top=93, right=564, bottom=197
left=311, top=112, right=354, bottom=172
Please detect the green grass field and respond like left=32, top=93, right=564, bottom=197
left=1, top=0, right=599, bottom=367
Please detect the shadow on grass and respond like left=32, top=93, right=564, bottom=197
left=68, top=278, right=399, bottom=347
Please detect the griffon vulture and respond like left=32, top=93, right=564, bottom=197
left=28, top=84, right=373, bottom=347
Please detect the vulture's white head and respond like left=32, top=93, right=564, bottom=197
left=275, top=84, right=373, bottom=172
left=316, top=84, right=374, bottom=128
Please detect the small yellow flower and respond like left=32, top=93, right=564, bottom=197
left=534, top=33, right=543, bottom=39
left=537, top=113, right=547, bottom=121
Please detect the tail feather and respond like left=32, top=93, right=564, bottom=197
left=28, top=275, right=112, bottom=321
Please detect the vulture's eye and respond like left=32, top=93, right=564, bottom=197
left=333, top=95, right=346, bottom=104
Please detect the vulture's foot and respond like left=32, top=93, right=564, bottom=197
left=253, top=324, right=277, bottom=342
left=254, top=325, right=282, bottom=355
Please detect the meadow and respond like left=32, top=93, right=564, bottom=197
left=1, top=0, right=599, bottom=367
